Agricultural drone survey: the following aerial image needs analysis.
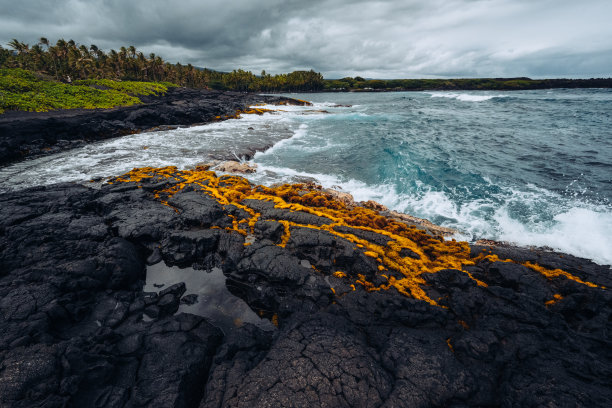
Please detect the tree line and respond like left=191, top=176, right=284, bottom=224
left=3, top=37, right=609, bottom=94
left=324, top=76, right=612, bottom=91
left=0, top=38, right=325, bottom=92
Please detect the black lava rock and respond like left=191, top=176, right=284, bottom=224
left=0, top=174, right=610, bottom=407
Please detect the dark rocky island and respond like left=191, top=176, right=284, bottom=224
left=0, top=165, right=610, bottom=407
left=0, top=87, right=307, bottom=166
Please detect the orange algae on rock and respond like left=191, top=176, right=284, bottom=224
left=110, top=166, right=602, bottom=306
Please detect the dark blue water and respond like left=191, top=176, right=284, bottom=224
left=1, top=89, right=610, bottom=265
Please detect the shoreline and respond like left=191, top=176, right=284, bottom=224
left=0, top=166, right=609, bottom=406
left=2, top=90, right=609, bottom=268
left=0, top=88, right=610, bottom=405
left=0, top=87, right=309, bottom=167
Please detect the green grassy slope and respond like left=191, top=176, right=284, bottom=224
left=0, top=68, right=176, bottom=114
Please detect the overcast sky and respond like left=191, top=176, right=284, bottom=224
left=1, top=0, right=610, bottom=78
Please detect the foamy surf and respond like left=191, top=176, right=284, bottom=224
left=246, top=161, right=612, bottom=267
left=494, top=206, right=612, bottom=266
left=1, top=89, right=610, bottom=268
left=427, top=92, right=505, bottom=102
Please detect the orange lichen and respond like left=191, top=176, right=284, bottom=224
left=524, top=261, right=600, bottom=288
left=545, top=293, right=564, bottom=306
left=473, top=252, right=602, bottom=289
left=271, top=314, right=279, bottom=327
left=446, top=338, right=454, bottom=352
left=110, top=166, right=603, bottom=307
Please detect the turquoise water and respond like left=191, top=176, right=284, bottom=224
left=250, top=90, right=612, bottom=265
left=1, top=89, right=610, bottom=265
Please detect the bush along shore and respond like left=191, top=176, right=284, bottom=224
left=0, top=165, right=610, bottom=407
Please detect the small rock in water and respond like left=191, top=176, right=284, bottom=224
left=214, top=160, right=257, bottom=174
left=181, top=294, right=199, bottom=305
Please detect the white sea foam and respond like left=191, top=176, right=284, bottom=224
left=427, top=92, right=503, bottom=102
left=394, top=187, right=612, bottom=266
left=494, top=207, right=612, bottom=266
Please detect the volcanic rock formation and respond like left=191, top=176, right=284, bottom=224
left=0, top=167, right=610, bottom=407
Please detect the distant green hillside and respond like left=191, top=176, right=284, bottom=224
left=0, top=68, right=175, bottom=114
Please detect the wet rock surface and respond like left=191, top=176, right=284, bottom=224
left=0, top=170, right=610, bottom=407
left=0, top=87, right=306, bottom=166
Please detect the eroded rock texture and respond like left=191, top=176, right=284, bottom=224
left=0, top=168, right=610, bottom=407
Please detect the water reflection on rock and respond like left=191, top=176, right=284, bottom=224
left=145, top=262, right=275, bottom=334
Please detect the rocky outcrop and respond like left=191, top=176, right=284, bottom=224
left=0, top=88, right=309, bottom=166
left=0, top=167, right=610, bottom=407
left=212, top=161, right=258, bottom=174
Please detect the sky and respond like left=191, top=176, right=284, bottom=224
left=1, top=0, right=611, bottom=78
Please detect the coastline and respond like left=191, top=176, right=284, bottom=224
left=0, top=90, right=610, bottom=406
left=0, top=87, right=309, bottom=166
left=0, top=166, right=609, bottom=406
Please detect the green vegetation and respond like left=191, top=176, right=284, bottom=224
left=324, top=76, right=612, bottom=91
left=1, top=36, right=610, bottom=114
left=73, top=78, right=177, bottom=95
left=1, top=37, right=325, bottom=94
left=0, top=68, right=174, bottom=113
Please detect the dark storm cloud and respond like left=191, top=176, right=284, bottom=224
left=1, top=0, right=610, bottom=78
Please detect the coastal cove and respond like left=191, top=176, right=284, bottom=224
left=3, top=2, right=612, bottom=405
left=0, top=88, right=611, bottom=407
left=2, top=89, right=611, bottom=266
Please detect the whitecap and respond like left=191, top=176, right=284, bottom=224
left=427, top=92, right=504, bottom=102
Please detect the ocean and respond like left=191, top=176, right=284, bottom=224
left=1, top=89, right=611, bottom=265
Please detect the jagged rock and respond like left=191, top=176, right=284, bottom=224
left=214, top=160, right=258, bottom=174
left=0, top=171, right=610, bottom=408
left=323, top=188, right=355, bottom=207
left=359, top=199, right=388, bottom=212
left=385, top=209, right=458, bottom=237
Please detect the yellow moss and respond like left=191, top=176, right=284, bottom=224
left=109, top=166, right=603, bottom=307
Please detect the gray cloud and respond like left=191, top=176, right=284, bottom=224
left=1, top=0, right=610, bottom=78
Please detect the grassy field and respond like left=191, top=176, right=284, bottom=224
left=0, top=68, right=176, bottom=114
